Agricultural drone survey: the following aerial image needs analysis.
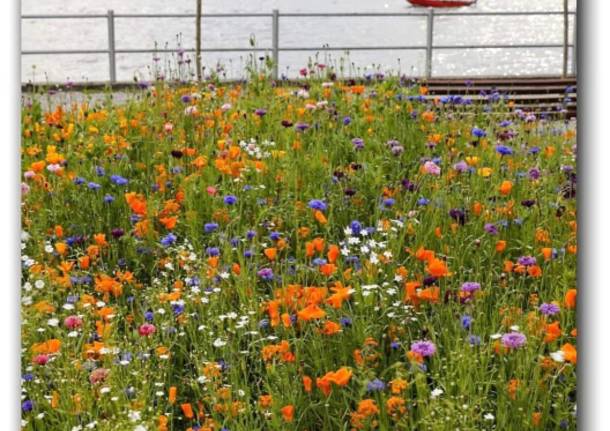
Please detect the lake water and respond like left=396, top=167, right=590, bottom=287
left=21, top=0, right=577, bottom=83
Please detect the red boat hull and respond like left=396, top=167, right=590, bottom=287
left=407, top=0, right=475, bottom=7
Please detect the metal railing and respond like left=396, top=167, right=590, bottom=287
left=21, top=7, right=577, bottom=84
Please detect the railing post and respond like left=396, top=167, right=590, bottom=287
left=107, top=9, right=117, bottom=84
left=572, top=3, right=577, bottom=76
left=562, top=0, right=568, bottom=78
left=425, top=8, right=434, bottom=79
left=272, top=9, right=279, bottom=80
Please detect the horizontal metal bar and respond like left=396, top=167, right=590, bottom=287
left=22, top=44, right=575, bottom=56
left=279, top=46, right=427, bottom=51
left=21, top=14, right=108, bottom=19
left=22, top=49, right=109, bottom=55
left=21, top=11, right=576, bottom=19
left=433, top=11, right=576, bottom=16
left=115, top=48, right=266, bottom=53
left=115, top=13, right=273, bottom=18
left=433, top=44, right=574, bottom=49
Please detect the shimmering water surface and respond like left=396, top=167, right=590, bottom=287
left=21, top=0, right=577, bottom=83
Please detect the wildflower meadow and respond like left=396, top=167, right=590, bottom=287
left=20, top=68, right=577, bottom=430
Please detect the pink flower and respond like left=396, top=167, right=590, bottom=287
left=89, top=368, right=109, bottom=384
left=33, top=354, right=49, bottom=366
left=138, top=323, right=156, bottom=336
left=64, top=315, right=83, bottom=330
left=24, top=170, right=35, bottom=179
left=423, top=161, right=441, bottom=176
left=164, top=122, right=173, bottom=132
left=206, top=186, right=217, bottom=196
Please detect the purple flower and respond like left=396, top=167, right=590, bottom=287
left=501, top=331, right=527, bottom=349
left=472, top=127, right=487, bottom=138
left=468, top=335, right=481, bottom=346
left=22, top=400, right=34, bottom=413
left=204, top=222, right=219, bottom=233
left=111, top=228, right=125, bottom=239
left=343, top=116, right=351, bottom=125
left=391, top=145, right=404, bottom=156
left=224, top=195, right=237, bottom=205
left=160, top=233, right=177, bottom=247
left=257, top=268, right=274, bottom=281
left=461, top=315, right=473, bottom=330
left=410, top=340, right=436, bottom=357
left=110, top=175, right=129, bottom=186
left=495, top=145, right=513, bottom=156
left=367, top=379, right=386, bottom=392
left=254, top=108, right=267, bottom=117
left=295, top=122, right=310, bottom=131
left=539, top=302, right=560, bottom=316
left=382, top=198, right=395, bottom=208
left=449, top=208, right=466, bottom=225
left=423, top=161, right=441, bottom=176
left=352, top=138, right=364, bottom=150
left=461, top=281, right=481, bottom=293
left=484, top=223, right=498, bottom=235
left=206, top=247, right=220, bottom=257
left=517, top=255, right=537, bottom=266
left=529, top=168, right=541, bottom=180
left=308, top=199, right=327, bottom=211
left=453, top=160, right=469, bottom=173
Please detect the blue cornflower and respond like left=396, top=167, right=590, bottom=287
left=382, top=198, right=395, bottom=208
left=417, top=197, right=430, bottom=206
left=224, top=195, right=237, bottom=205
left=367, top=379, right=386, bottom=392
left=95, top=166, right=105, bottom=176
left=257, top=268, right=274, bottom=281
left=270, top=231, right=281, bottom=241
left=461, top=315, right=473, bottom=330
left=73, top=177, right=86, bottom=185
left=110, top=175, right=129, bottom=186
left=350, top=220, right=362, bottom=235
left=495, top=145, right=513, bottom=156
left=206, top=247, right=220, bottom=257
left=204, top=223, right=219, bottom=233
left=87, top=182, right=102, bottom=190
left=160, top=233, right=177, bottom=247
left=539, top=302, right=560, bottom=316
left=22, top=400, right=34, bottom=412
left=340, top=317, right=352, bottom=327
left=312, top=258, right=327, bottom=266
left=104, top=194, right=115, bottom=203
left=472, top=127, right=487, bottom=138
left=308, top=199, right=327, bottom=211
left=468, top=335, right=482, bottom=346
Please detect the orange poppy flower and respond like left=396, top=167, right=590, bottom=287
left=561, top=343, right=577, bottom=364
left=297, top=304, right=326, bottom=321
left=303, top=376, right=313, bottom=393
left=426, top=258, right=449, bottom=278
left=327, top=244, right=340, bottom=263
left=280, top=405, right=295, bottom=422
left=264, top=247, right=277, bottom=261
left=320, top=320, right=342, bottom=335
left=565, top=289, right=577, bottom=309
left=544, top=321, right=562, bottom=343
left=169, top=387, right=177, bottom=404
left=181, top=403, right=194, bottom=419
left=499, top=180, right=513, bottom=195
